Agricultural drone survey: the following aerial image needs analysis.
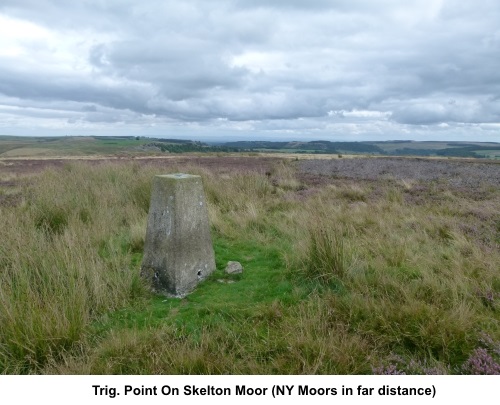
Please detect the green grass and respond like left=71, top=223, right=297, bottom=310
left=91, top=236, right=295, bottom=333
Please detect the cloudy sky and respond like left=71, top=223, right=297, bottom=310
left=1, top=0, right=499, bottom=142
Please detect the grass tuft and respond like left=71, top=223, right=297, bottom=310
left=302, top=225, right=350, bottom=284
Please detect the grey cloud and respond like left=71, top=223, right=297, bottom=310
left=390, top=97, right=500, bottom=125
left=231, top=0, right=402, bottom=12
left=81, top=104, right=97, bottom=112
left=231, top=0, right=339, bottom=10
left=91, top=39, right=248, bottom=96
left=0, top=0, right=134, bottom=31
left=391, top=103, right=454, bottom=125
left=0, top=65, right=155, bottom=116
left=83, top=111, right=130, bottom=123
left=0, top=105, right=73, bottom=120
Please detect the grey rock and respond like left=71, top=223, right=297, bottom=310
left=225, top=261, right=243, bottom=274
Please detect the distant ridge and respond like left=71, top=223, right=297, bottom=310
left=1, top=135, right=499, bottom=159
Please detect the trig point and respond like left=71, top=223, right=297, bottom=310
left=141, top=173, right=216, bottom=297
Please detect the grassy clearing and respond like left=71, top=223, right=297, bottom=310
left=0, top=158, right=499, bottom=374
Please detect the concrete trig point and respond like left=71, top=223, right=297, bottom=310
left=141, top=173, right=216, bottom=297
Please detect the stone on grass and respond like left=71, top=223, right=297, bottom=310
left=141, top=173, right=216, bottom=297
left=225, top=261, right=244, bottom=275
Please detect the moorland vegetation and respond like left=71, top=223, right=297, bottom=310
left=0, top=156, right=499, bottom=374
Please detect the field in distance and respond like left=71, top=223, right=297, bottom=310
left=0, top=135, right=234, bottom=157
left=1, top=135, right=499, bottom=159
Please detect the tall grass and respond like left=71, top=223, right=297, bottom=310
left=0, top=162, right=152, bottom=372
left=301, top=225, right=351, bottom=284
left=1, top=158, right=499, bottom=374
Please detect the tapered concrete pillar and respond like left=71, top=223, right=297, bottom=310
left=141, top=173, right=216, bottom=297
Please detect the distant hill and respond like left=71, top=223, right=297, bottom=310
left=220, top=140, right=500, bottom=159
left=222, top=140, right=384, bottom=154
